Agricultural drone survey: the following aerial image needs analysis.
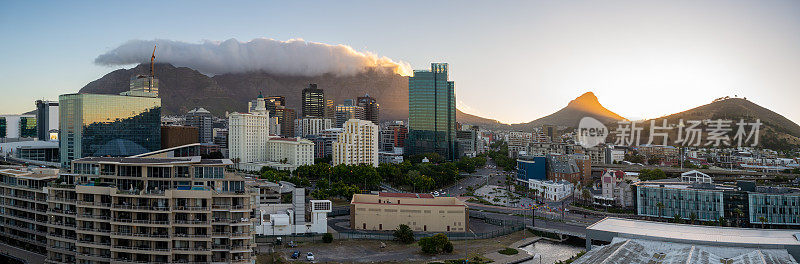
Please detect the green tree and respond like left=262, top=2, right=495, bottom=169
left=418, top=233, right=451, bottom=254
left=656, top=202, right=665, bottom=218
left=672, top=214, right=682, bottom=224
left=322, top=233, right=333, bottom=243
left=689, top=212, right=698, bottom=225
left=393, top=224, right=415, bottom=244
left=758, top=216, right=767, bottom=229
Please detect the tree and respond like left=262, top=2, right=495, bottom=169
left=733, top=208, right=744, bottom=227
left=689, top=212, right=698, bottom=225
left=639, top=169, right=668, bottom=181
left=656, top=202, right=665, bottom=218
left=581, top=189, right=592, bottom=206
left=758, top=216, right=767, bottom=229
left=672, top=214, right=682, bottom=224
left=322, top=233, right=333, bottom=243
left=393, top=224, right=415, bottom=244
left=418, top=233, right=451, bottom=254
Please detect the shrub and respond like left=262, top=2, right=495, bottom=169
left=419, top=233, right=451, bottom=254
left=498, top=248, right=518, bottom=255
left=394, top=224, right=415, bottom=244
left=322, top=233, right=333, bottom=243
left=442, top=241, right=454, bottom=253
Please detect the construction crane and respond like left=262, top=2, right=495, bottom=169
left=150, top=45, right=156, bottom=76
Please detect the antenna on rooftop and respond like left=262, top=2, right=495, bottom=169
left=150, top=45, right=156, bottom=77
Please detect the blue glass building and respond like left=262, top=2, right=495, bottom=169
left=59, top=93, right=161, bottom=167
left=517, top=156, right=547, bottom=181
left=406, top=63, right=456, bottom=160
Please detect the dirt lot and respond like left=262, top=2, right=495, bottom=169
left=259, top=231, right=531, bottom=264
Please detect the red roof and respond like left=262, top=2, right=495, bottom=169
left=379, top=192, right=434, bottom=199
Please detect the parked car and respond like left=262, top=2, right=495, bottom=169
left=307, top=252, right=315, bottom=261
left=291, top=251, right=300, bottom=259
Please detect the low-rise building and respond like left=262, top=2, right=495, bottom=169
left=600, top=169, right=637, bottom=207
left=350, top=192, right=468, bottom=232
left=517, top=155, right=547, bottom=182
left=526, top=179, right=573, bottom=201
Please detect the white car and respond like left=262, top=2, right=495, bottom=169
left=433, top=191, right=440, bottom=196
left=307, top=252, right=315, bottom=261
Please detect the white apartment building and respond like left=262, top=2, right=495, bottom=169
left=294, top=118, right=333, bottom=138
left=228, top=98, right=270, bottom=164
left=333, top=119, right=378, bottom=167
left=526, top=179, right=574, bottom=201
left=267, top=137, right=315, bottom=167
left=230, top=94, right=316, bottom=171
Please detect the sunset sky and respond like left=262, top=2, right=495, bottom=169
left=2, top=0, right=800, bottom=124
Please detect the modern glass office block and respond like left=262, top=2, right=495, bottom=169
left=59, top=93, right=161, bottom=167
left=19, top=116, right=37, bottom=138
left=636, top=186, right=725, bottom=221
left=749, top=193, right=800, bottom=225
left=407, top=63, right=456, bottom=160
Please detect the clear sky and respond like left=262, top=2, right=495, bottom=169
left=2, top=0, right=800, bottom=124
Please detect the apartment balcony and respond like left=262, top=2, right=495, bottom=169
left=112, top=218, right=170, bottom=226
left=111, top=231, right=170, bottom=239
left=76, top=240, right=112, bottom=248
left=172, top=247, right=212, bottom=254
left=211, top=232, right=230, bottom=238
left=172, top=233, right=211, bottom=239
left=111, top=204, right=170, bottom=212
left=76, top=253, right=111, bottom=262
left=172, top=206, right=209, bottom=211
left=211, top=218, right=231, bottom=224
left=173, top=219, right=210, bottom=225
left=77, top=226, right=111, bottom=234
left=229, top=232, right=251, bottom=239
left=229, top=245, right=251, bottom=253
left=77, top=200, right=111, bottom=207
left=111, top=245, right=171, bottom=254
left=77, top=214, right=112, bottom=221
left=211, top=204, right=230, bottom=211
left=211, top=244, right=230, bottom=251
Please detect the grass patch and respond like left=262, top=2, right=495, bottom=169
left=498, top=247, right=519, bottom=255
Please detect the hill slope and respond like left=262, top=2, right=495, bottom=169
left=509, top=92, right=627, bottom=130
left=80, top=63, right=409, bottom=120
left=641, top=98, right=800, bottom=150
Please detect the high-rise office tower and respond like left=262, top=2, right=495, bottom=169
left=334, top=104, right=365, bottom=128
left=35, top=100, right=59, bottom=141
left=263, top=95, right=285, bottom=117
left=278, top=107, right=297, bottom=137
left=324, top=99, right=335, bottom=120
left=59, top=54, right=162, bottom=167
left=357, top=94, right=379, bottom=125
left=58, top=94, right=161, bottom=167
left=407, top=63, right=456, bottom=160
left=186, top=107, right=213, bottom=143
left=301, top=84, right=325, bottom=118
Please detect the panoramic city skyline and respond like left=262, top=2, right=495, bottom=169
left=3, top=0, right=800, bottom=124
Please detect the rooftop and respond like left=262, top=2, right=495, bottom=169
left=575, top=238, right=798, bottom=264
left=379, top=192, right=435, bottom=199
left=588, top=217, right=800, bottom=246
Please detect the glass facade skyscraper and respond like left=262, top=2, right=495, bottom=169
left=19, top=116, right=37, bottom=138
left=407, top=63, right=456, bottom=160
left=59, top=93, right=161, bottom=167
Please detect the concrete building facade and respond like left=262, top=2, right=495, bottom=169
left=333, top=119, right=379, bottom=167
left=350, top=192, right=468, bottom=232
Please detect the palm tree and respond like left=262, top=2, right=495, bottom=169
left=689, top=212, right=698, bottom=225
left=758, top=217, right=767, bottom=229
left=733, top=208, right=744, bottom=227
left=582, top=189, right=592, bottom=206
left=656, top=202, right=665, bottom=218
left=672, top=214, right=682, bottom=224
